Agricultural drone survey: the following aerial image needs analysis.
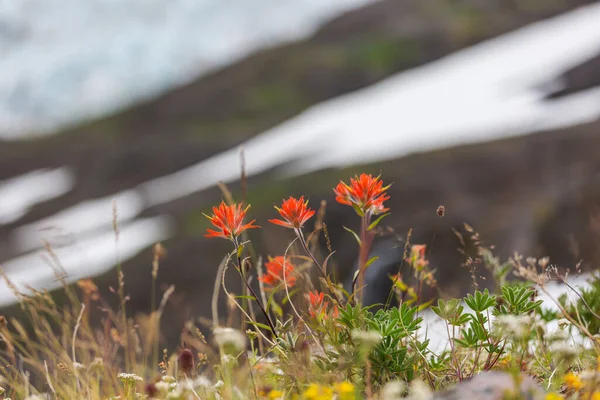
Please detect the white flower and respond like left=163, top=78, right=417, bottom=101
left=117, top=372, right=143, bottom=384
left=380, top=380, right=406, bottom=399
left=351, top=329, right=382, bottom=349
left=213, top=327, right=247, bottom=352
left=90, top=357, right=104, bottom=368
left=213, top=380, right=225, bottom=390
left=407, top=380, right=432, bottom=400
left=493, top=315, right=532, bottom=339
left=580, top=370, right=600, bottom=382
left=220, top=354, right=236, bottom=365
left=557, top=318, right=570, bottom=329
left=165, top=387, right=183, bottom=399
left=548, top=341, right=577, bottom=360
left=72, top=362, right=85, bottom=371
left=162, top=375, right=176, bottom=383
left=194, top=375, right=212, bottom=388
left=548, top=329, right=569, bottom=342
left=154, top=381, right=170, bottom=392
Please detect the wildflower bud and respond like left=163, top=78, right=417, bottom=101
left=246, top=329, right=258, bottom=341
left=178, top=348, right=195, bottom=375
left=153, top=243, right=167, bottom=260
left=437, top=205, right=445, bottom=217
left=145, top=382, right=158, bottom=398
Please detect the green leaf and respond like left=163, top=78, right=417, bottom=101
left=247, top=321, right=273, bottom=332
left=234, top=295, right=256, bottom=301
left=364, top=256, right=380, bottom=271
left=368, top=213, right=389, bottom=231
left=237, top=244, right=245, bottom=258
left=321, top=251, right=336, bottom=275
left=343, top=225, right=362, bottom=246
left=351, top=203, right=365, bottom=217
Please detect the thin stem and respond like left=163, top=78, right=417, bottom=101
left=296, top=229, right=343, bottom=306
left=233, top=238, right=278, bottom=338
left=354, top=214, right=374, bottom=305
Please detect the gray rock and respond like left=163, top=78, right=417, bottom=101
left=433, top=372, right=544, bottom=400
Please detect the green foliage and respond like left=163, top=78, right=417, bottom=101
left=560, top=273, right=600, bottom=335
left=495, top=285, right=543, bottom=315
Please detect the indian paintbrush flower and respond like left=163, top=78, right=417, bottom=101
left=307, top=290, right=338, bottom=319
left=204, top=201, right=259, bottom=241
left=334, top=173, right=390, bottom=216
left=269, top=196, right=315, bottom=229
left=259, top=256, right=297, bottom=288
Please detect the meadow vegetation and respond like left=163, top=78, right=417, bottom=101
left=0, top=173, right=598, bottom=399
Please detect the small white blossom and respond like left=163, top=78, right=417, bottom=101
left=380, top=380, right=406, bottom=400
left=407, top=379, right=432, bottom=400
left=213, top=327, right=247, bottom=352
left=351, top=329, right=382, bottom=349
left=154, top=381, right=170, bottom=392
left=557, top=318, right=571, bottom=329
left=213, top=380, right=225, bottom=390
left=90, top=357, right=104, bottom=368
left=162, top=375, right=176, bottom=383
left=194, top=375, right=212, bottom=388
left=117, top=372, right=143, bottom=384
left=220, top=354, right=236, bottom=365
left=72, top=362, right=85, bottom=371
left=548, top=341, right=577, bottom=361
left=548, top=329, right=569, bottom=342
left=580, top=370, right=600, bottom=382
left=493, top=315, right=532, bottom=339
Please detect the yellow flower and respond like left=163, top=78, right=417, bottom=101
left=304, top=383, right=334, bottom=400
left=335, top=382, right=355, bottom=400
left=545, top=394, right=564, bottom=400
left=591, top=392, right=600, bottom=400
left=564, top=372, right=583, bottom=391
left=269, top=390, right=284, bottom=399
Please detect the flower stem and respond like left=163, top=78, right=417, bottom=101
left=354, top=214, right=374, bottom=305
left=233, top=238, right=278, bottom=338
left=296, top=229, right=343, bottom=306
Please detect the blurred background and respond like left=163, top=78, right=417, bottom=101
left=1, top=0, right=600, bottom=344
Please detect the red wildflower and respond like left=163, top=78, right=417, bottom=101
left=269, top=196, right=315, bottom=229
left=260, top=256, right=297, bottom=288
left=334, top=173, right=390, bottom=216
left=307, top=291, right=339, bottom=319
left=204, top=201, right=259, bottom=241
left=406, top=244, right=429, bottom=270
